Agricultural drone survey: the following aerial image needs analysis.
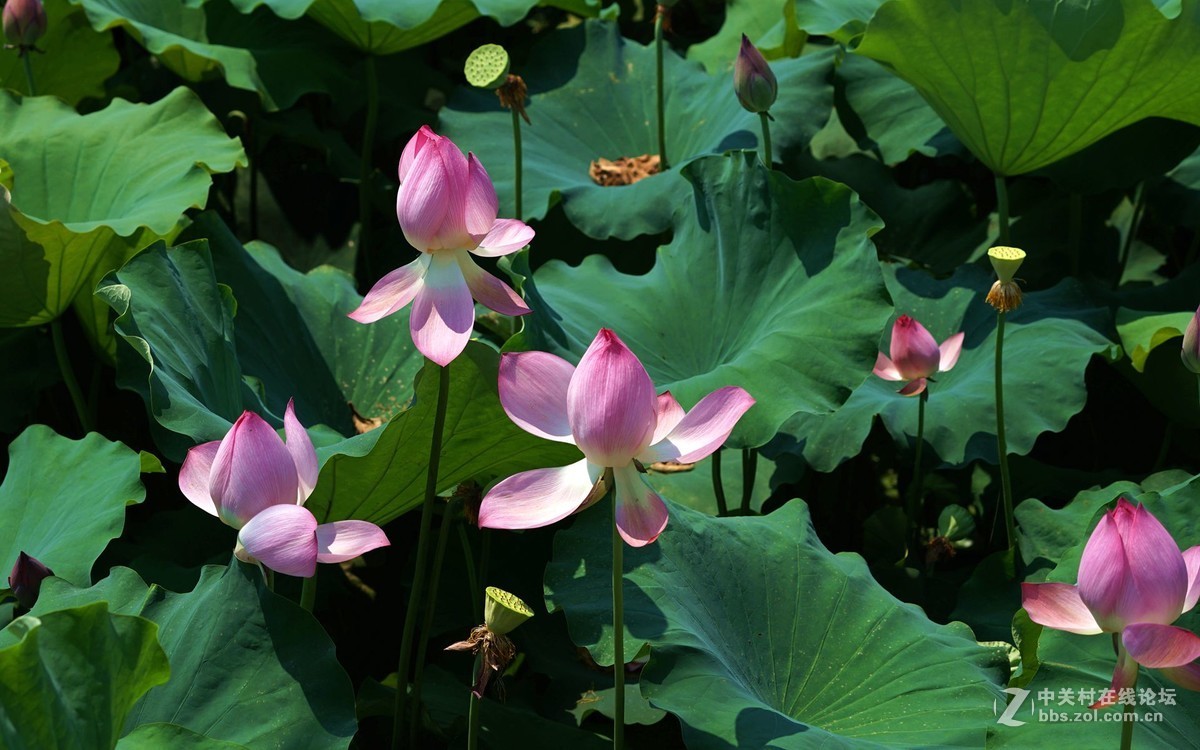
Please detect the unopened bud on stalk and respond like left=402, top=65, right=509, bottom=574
left=986, top=246, right=1026, bottom=313
left=2, top=0, right=46, bottom=51
left=1182, top=305, right=1200, bottom=375
left=733, top=35, right=777, bottom=114
left=8, top=551, right=53, bottom=611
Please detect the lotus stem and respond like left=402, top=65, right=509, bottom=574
left=758, top=112, right=772, bottom=168
left=22, top=54, right=35, bottom=96
left=995, top=175, right=1010, bottom=245
left=393, top=362, right=452, bottom=750
left=1121, top=662, right=1138, bottom=750
left=457, top=524, right=482, bottom=622
left=907, top=390, right=928, bottom=526
left=512, top=107, right=523, bottom=219
left=654, top=8, right=668, bottom=170
left=740, top=448, right=757, bottom=514
left=358, top=54, right=380, bottom=283
left=299, top=574, right=316, bottom=613
left=611, top=491, right=626, bottom=750
left=712, top=446, right=729, bottom=517
left=467, top=658, right=482, bottom=750
left=995, top=311, right=1016, bottom=551
left=409, top=499, right=456, bottom=746
left=51, top=319, right=90, bottom=434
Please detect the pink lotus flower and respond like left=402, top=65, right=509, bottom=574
left=180, top=400, right=389, bottom=577
left=872, top=315, right=964, bottom=396
left=2, top=0, right=46, bottom=49
left=348, top=125, right=533, bottom=366
left=733, top=34, right=777, bottom=114
left=478, top=329, right=755, bottom=546
left=1022, top=498, right=1200, bottom=702
left=1182, top=305, right=1200, bottom=375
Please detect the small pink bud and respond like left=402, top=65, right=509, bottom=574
left=8, top=551, right=53, bottom=611
left=1182, top=305, right=1200, bottom=375
left=3, top=0, right=47, bottom=49
left=733, top=35, right=777, bottom=114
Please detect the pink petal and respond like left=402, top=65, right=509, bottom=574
left=1184, top=546, right=1200, bottom=613
left=1091, top=638, right=1139, bottom=708
left=470, top=218, right=535, bottom=257
left=938, top=332, right=965, bottom=372
left=284, top=399, right=318, bottom=504
left=897, top=378, right=927, bottom=397
left=179, top=440, right=220, bottom=517
left=347, top=256, right=429, bottom=324
left=1123, top=623, right=1200, bottom=668
left=238, top=504, right=318, bottom=578
left=397, top=136, right=471, bottom=251
left=651, top=391, right=685, bottom=445
left=1159, top=661, right=1200, bottom=691
left=1079, top=498, right=1188, bottom=630
left=409, top=254, right=475, bottom=367
left=397, top=125, right=436, bottom=184
left=613, top=466, right=669, bottom=547
left=458, top=253, right=529, bottom=317
left=889, top=315, right=941, bottom=380
left=315, top=520, right=390, bottom=563
left=872, top=353, right=902, bottom=381
left=209, top=411, right=299, bottom=529
left=640, top=386, right=755, bottom=464
left=1020, top=582, right=1103, bottom=635
left=498, top=350, right=575, bottom=443
left=567, top=329, right=658, bottom=466
left=478, top=459, right=600, bottom=530
left=463, top=153, right=499, bottom=241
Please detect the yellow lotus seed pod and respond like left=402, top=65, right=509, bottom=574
left=465, top=44, right=510, bottom=90
left=484, top=586, right=533, bottom=635
left=987, top=246, right=1026, bottom=284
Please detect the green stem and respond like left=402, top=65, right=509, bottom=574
left=611, top=492, right=626, bottom=750
left=512, top=107, right=523, bottom=219
left=1120, top=655, right=1138, bottom=750
left=739, top=448, right=757, bottom=515
left=21, top=53, right=36, bottom=96
left=758, top=111, right=772, bottom=168
left=1115, top=183, right=1145, bottom=289
left=907, top=390, right=927, bottom=525
left=358, top=54, right=380, bottom=283
left=712, top=447, right=729, bottom=517
left=392, top=363, right=452, bottom=750
left=995, top=312, right=1016, bottom=552
left=409, top=500, right=456, bottom=746
left=51, top=319, right=90, bottom=434
left=265, top=568, right=275, bottom=592
left=654, top=9, right=668, bottom=170
left=299, top=574, right=317, bottom=613
left=479, top=529, right=491, bottom=600
left=467, top=667, right=481, bottom=750
left=457, top=524, right=482, bottom=623
left=995, top=175, right=1010, bottom=245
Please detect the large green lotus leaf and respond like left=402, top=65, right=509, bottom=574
left=0, top=425, right=146, bottom=587
left=304, top=343, right=583, bottom=525
left=544, top=499, right=1003, bottom=748
left=117, top=724, right=249, bottom=749
left=0, top=603, right=169, bottom=750
left=992, top=481, right=1200, bottom=747
left=97, top=219, right=421, bottom=461
left=0, top=88, right=243, bottom=331
left=793, top=0, right=886, bottom=40
left=686, top=0, right=806, bottom=74
left=854, top=0, right=1200, bottom=176
left=644, top=449, right=776, bottom=516
left=70, top=0, right=358, bottom=111
left=1115, top=308, right=1193, bottom=372
left=836, top=52, right=950, bottom=165
left=772, top=264, right=1116, bottom=470
left=517, top=152, right=891, bottom=448
left=5, top=564, right=357, bottom=748
left=230, top=0, right=607, bottom=55
left=0, top=0, right=119, bottom=104
left=440, top=22, right=836, bottom=239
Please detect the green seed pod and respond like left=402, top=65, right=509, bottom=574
left=465, top=44, right=511, bottom=90
left=484, top=586, right=533, bottom=635
left=987, top=246, right=1026, bottom=284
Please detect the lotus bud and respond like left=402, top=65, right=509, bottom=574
left=484, top=586, right=533, bottom=635
left=2, top=0, right=46, bottom=50
left=986, top=246, right=1026, bottom=313
left=733, top=35, right=777, bottom=114
left=8, top=551, right=53, bottom=611
left=1182, top=305, right=1200, bottom=375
